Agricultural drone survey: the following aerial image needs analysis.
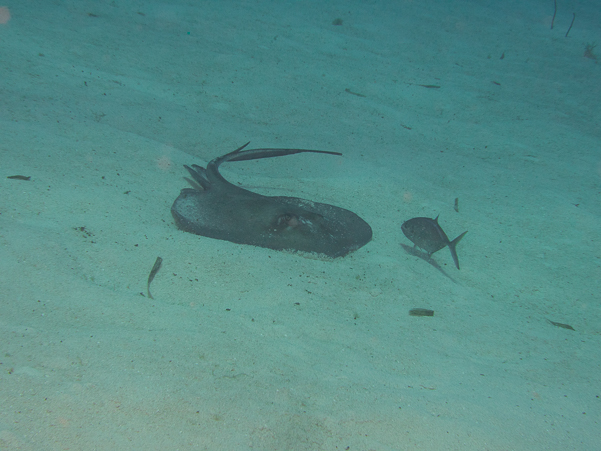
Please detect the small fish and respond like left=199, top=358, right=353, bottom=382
left=401, top=216, right=467, bottom=269
left=147, top=257, right=163, bottom=299
left=547, top=319, right=575, bottom=331
left=409, top=308, right=434, bottom=317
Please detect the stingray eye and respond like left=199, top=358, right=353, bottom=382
left=277, top=214, right=290, bottom=226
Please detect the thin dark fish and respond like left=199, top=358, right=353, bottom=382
left=7, top=175, right=31, bottom=181
left=409, top=308, right=434, bottom=317
left=345, top=88, right=366, bottom=97
left=547, top=319, right=575, bottom=331
left=401, top=215, right=467, bottom=269
left=147, top=257, right=163, bottom=299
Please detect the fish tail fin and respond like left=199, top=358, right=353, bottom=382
left=448, top=231, right=468, bottom=269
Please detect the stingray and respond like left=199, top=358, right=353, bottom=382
left=171, top=143, right=372, bottom=258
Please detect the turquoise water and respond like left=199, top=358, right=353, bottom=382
left=1, top=0, right=599, bottom=449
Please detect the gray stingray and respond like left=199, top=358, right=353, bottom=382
left=171, top=143, right=372, bottom=258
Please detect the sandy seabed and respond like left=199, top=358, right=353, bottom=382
left=1, top=0, right=600, bottom=449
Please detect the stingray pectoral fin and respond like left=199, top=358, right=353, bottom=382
left=448, top=231, right=468, bottom=270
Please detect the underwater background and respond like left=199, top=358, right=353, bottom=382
left=1, top=0, right=599, bottom=449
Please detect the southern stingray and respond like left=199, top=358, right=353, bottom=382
left=171, top=143, right=372, bottom=258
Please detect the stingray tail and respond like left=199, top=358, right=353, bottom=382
left=207, top=142, right=343, bottom=185
left=448, top=231, right=468, bottom=270
left=217, top=143, right=342, bottom=166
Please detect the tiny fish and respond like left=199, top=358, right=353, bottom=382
left=547, top=319, right=575, bottom=331
left=7, top=175, right=31, bottom=181
left=409, top=308, right=434, bottom=317
left=345, top=88, right=366, bottom=97
left=147, top=257, right=163, bottom=299
left=401, top=216, right=467, bottom=269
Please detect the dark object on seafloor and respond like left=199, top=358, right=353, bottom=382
left=565, top=13, right=575, bottom=37
left=171, top=143, right=372, bottom=258
left=147, top=256, right=163, bottom=299
left=547, top=319, right=575, bottom=331
left=409, top=308, right=434, bottom=317
left=401, top=215, right=467, bottom=269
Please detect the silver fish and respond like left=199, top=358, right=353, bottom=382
left=401, top=216, right=467, bottom=269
